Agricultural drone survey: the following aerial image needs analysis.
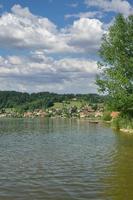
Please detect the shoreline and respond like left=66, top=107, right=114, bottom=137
left=120, top=128, right=133, bottom=134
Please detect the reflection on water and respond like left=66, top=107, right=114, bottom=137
left=0, top=118, right=133, bottom=200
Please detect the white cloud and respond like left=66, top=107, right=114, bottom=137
left=65, top=11, right=103, bottom=19
left=65, top=18, right=104, bottom=53
left=0, top=5, right=72, bottom=53
left=85, top=0, right=133, bottom=16
left=0, top=53, right=99, bottom=93
left=0, top=4, right=105, bottom=93
left=0, top=4, right=104, bottom=54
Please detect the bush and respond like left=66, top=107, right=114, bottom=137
left=102, top=112, right=112, bottom=121
left=111, top=116, right=133, bottom=130
left=111, top=118, right=120, bottom=130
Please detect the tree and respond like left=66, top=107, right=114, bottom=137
left=96, top=14, right=133, bottom=117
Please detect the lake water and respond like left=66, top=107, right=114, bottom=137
left=0, top=118, right=133, bottom=200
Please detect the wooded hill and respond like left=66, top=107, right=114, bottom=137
left=0, top=91, right=105, bottom=112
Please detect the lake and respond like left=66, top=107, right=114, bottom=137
left=0, top=118, right=133, bottom=200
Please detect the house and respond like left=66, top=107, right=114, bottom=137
left=111, top=111, right=120, bottom=119
left=34, top=109, right=47, bottom=117
left=95, top=111, right=103, bottom=118
left=79, top=106, right=95, bottom=118
left=80, top=112, right=86, bottom=118
left=0, top=113, right=7, bottom=118
left=24, top=112, right=33, bottom=118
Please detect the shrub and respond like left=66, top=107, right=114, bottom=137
left=111, top=116, right=133, bottom=130
left=102, top=112, right=112, bottom=121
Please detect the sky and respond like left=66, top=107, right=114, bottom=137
left=0, top=0, right=133, bottom=94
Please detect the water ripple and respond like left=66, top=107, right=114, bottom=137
left=0, top=118, right=133, bottom=200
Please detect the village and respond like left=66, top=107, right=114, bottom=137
left=23, top=105, right=104, bottom=119
left=0, top=100, right=104, bottom=120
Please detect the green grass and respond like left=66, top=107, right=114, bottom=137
left=52, top=102, right=64, bottom=109
left=111, top=116, right=133, bottom=130
left=52, top=100, right=87, bottom=109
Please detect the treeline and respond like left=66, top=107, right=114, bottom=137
left=0, top=91, right=105, bottom=112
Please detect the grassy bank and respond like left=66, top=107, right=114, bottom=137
left=102, top=112, right=133, bottom=133
left=111, top=116, right=133, bottom=133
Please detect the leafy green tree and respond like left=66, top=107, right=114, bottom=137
left=96, top=14, right=133, bottom=117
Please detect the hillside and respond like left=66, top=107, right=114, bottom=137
left=0, top=91, right=105, bottom=113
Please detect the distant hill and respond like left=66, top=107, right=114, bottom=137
left=0, top=91, right=105, bottom=112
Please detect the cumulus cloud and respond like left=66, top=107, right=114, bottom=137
left=85, top=0, right=133, bottom=16
left=0, top=5, right=73, bottom=53
left=0, top=4, right=105, bottom=93
left=65, top=18, right=104, bottom=53
left=0, top=4, right=104, bottom=54
left=0, top=53, right=99, bottom=93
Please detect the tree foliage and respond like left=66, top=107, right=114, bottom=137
left=96, top=14, right=133, bottom=116
left=0, top=91, right=104, bottom=112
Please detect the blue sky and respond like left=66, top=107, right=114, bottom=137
left=0, top=0, right=116, bottom=28
left=0, top=0, right=133, bottom=93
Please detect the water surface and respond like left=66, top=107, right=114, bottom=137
left=0, top=118, right=133, bottom=200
